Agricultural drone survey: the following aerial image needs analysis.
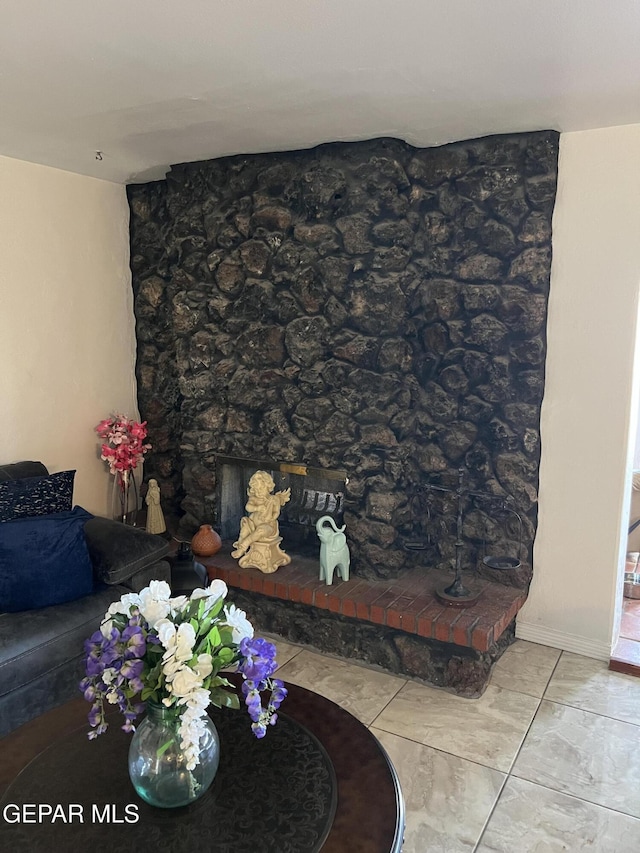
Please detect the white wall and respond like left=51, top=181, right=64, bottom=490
left=517, top=125, right=640, bottom=659
left=0, top=154, right=138, bottom=515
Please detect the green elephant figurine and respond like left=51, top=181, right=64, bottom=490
left=316, top=515, right=350, bottom=585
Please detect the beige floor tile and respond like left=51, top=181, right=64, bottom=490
left=512, top=700, right=640, bottom=818
left=261, top=633, right=303, bottom=668
left=373, top=728, right=505, bottom=853
left=544, top=651, right=640, bottom=724
left=275, top=649, right=405, bottom=725
left=372, top=681, right=539, bottom=772
left=489, top=640, right=561, bottom=698
left=478, top=776, right=640, bottom=852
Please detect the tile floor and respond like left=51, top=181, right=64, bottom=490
left=267, top=636, right=640, bottom=852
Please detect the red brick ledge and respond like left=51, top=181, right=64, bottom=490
left=200, top=545, right=526, bottom=653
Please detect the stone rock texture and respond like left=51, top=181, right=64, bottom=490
left=129, top=132, right=559, bottom=586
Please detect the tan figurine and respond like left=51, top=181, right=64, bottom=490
left=232, top=471, right=291, bottom=573
left=145, top=479, right=167, bottom=535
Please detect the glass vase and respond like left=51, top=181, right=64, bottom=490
left=128, top=701, right=220, bottom=809
left=112, top=469, right=139, bottom=526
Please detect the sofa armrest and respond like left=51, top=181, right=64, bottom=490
left=119, top=560, right=172, bottom=593
left=83, top=517, right=170, bottom=586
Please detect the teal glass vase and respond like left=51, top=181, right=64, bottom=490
left=128, top=701, right=220, bottom=808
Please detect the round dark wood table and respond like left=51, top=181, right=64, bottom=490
left=0, top=677, right=404, bottom=852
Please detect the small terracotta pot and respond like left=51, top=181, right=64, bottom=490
left=191, top=524, right=222, bottom=557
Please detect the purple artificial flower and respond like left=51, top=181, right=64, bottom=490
left=84, top=629, right=120, bottom=674
left=85, top=657, right=105, bottom=678
left=243, top=687, right=264, bottom=722
left=238, top=637, right=278, bottom=682
left=269, top=679, right=287, bottom=709
left=121, top=625, right=146, bottom=659
left=120, top=658, right=144, bottom=680
left=88, top=703, right=102, bottom=727
left=251, top=721, right=268, bottom=738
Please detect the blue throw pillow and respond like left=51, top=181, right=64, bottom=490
left=0, top=506, right=95, bottom=612
left=0, top=470, right=76, bottom=522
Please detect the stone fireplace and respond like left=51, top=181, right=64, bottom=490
left=128, top=131, right=558, bottom=692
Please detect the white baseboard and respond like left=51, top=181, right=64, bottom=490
left=515, top=620, right=611, bottom=661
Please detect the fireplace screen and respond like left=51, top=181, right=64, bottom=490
left=215, top=455, right=347, bottom=557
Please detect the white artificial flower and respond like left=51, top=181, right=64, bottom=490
left=138, top=597, right=171, bottom=629
left=170, top=667, right=202, bottom=698
left=223, top=604, right=254, bottom=644
left=194, top=653, right=213, bottom=680
left=157, top=621, right=196, bottom=662
left=172, top=686, right=212, bottom=769
left=207, top=579, right=228, bottom=600
left=190, top=580, right=228, bottom=612
left=190, top=587, right=211, bottom=602
left=138, top=582, right=172, bottom=628
left=154, top=619, right=175, bottom=649
left=162, top=657, right=183, bottom=678
left=174, top=623, right=196, bottom=661
left=169, top=595, right=189, bottom=615
left=147, top=580, right=172, bottom=599
left=178, top=686, right=210, bottom=713
left=105, top=592, right=141, bottom=619
left=102, top=667, right=117, bottom=685
left=100, top=618, right=114, bottom=638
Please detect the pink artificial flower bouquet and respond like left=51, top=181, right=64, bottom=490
left=95, top=414, right=151, bottom=475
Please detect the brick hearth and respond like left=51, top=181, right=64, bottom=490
left=201, top=545, right=526, bottom=653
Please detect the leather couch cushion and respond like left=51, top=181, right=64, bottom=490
left=84, top=516, right=170, bottom=585
left=0, top=585, right=128, bottom=700
left=0, top=461, right=49, bottom=482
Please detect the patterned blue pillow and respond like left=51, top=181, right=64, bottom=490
left=0, top=470, right=76, bottom=522
left=0, top=506, right=95, bottom=612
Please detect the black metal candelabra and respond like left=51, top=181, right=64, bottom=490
left=424, top=467, right=522, bottom=607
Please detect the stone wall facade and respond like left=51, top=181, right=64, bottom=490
left=128, top=132, right=558, bottom=584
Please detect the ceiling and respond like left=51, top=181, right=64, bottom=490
left=2, top=0, right=640, bottom=185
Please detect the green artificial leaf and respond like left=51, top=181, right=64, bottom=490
left=207, top=626, right=221, bottom=648
left=146, top=644, right=163, bottom=658
left=208, top=598, right=224, bottom=619
left=182, top=599, right=200, bottom=622
left=217, top=646, right=234, bottom=664
left=210, top=687, right=240, bottom=710
left=218, top=625, right=234, bottom=646
left=198, top=615, right=213, bottom=636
